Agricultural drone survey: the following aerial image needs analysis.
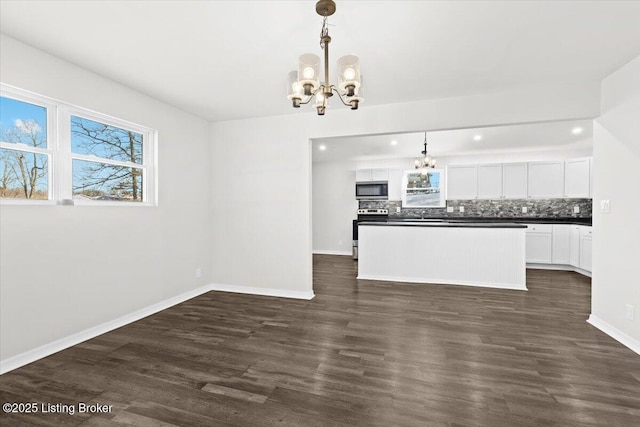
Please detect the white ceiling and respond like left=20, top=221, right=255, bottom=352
left=312, top=119, right=593, bottom=163
left=1, top=1, right=639, bottom=122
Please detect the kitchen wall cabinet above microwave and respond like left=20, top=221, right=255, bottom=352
left=446, top=157, right=592, bottom=200
left=356, top=168, right=389, bottom=182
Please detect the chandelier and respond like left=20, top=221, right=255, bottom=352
left=287, top=0, right=363, bottom=115
left=414, top=132, right=437, bottom=169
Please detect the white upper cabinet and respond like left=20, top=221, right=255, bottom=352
left=371, top=168, right=389, bottom=181
left=387, top=168, right=403, bottom=201
left=477, top=164, right=503, bottom=199
left=502, top=163, right=528, bottom=199
left=447, top=165, right=478, bottom=200
left=356, top=168, right=389, bottom=182
left=564, top=158, right=591, bottom=198
left=527, top=161, right=564, bottom=198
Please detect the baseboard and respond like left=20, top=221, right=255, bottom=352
left=526, top=263, right=592, bottom=277
left=209, top=283, right=315, bottom=300
left=312, top=249, right=352, bottom=256
left=587, top=314, right=640, bottom=356
left=356, top=274, right=527, bottom=291
left=0, top=285, right=212, bottom=375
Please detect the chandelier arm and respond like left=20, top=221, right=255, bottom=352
left=297, top=86, right=323, bottom=105
left=332, top=87, right=354, bottom=106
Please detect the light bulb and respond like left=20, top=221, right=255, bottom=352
left=303, top=67, right=315, bottom=79
left=343, top=68, right=356, bottom=80
left=316, top=92, right=324, bottom=102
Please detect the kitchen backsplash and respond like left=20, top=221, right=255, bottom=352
left=359, top=198, right=592, bottom=218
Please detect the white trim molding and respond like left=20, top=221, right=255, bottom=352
left=209, top=283, right=315, bottom=300
left=527, top=263, right=591, bottom=277
left=312, top=249, right=352, bottom=256
left=1, top=283, right=315, bottom=375
left=587, top=314, right=640, bottom=356
left=0, top=285, right=212, bottom=375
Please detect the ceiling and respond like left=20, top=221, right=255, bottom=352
left=1, top=1, right=640, bottom=122
left=312, top=120, right=593, bottom=163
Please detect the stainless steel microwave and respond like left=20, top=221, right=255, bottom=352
left=355, top=181, right=389, bottom=200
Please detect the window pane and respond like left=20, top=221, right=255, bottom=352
left=0, top=96, right=48, bottom=148
left=73, top=159, right=143, bottom=202
left=0, top=148, right=49, bottom=199
left=71, top=116, right=143, bottom=164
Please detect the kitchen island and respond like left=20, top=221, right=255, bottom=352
left=357, top=221, right=527, bottom=290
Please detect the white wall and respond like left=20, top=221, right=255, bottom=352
left=590, top=55, right=640, bottom=353
left=312, top=145, right=593, bottom=254
left=210, top=82, right=600, bottom=296
left=0, top=35, right=212, bottom=362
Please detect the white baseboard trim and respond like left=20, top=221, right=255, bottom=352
left=208, top=283, right=315, bottom=300
left=356, top=274, right=527, bottom=291
left=0, top=285, right=212, bottom=375
left=312, top=250, right=352, bottom=256
left=587, top=314, right=640, bottom=356
left=526, top=263, right=591, bottom=277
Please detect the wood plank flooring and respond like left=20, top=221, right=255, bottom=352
left=1, top=254, right=639, bottom=426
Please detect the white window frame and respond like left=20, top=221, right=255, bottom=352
left=0, top=85, right=58, bottom=205
left=0, top=83, right=157, bottom=206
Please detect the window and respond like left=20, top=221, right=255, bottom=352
left=0, top=84, right=156, bottom=205
left=0, top=95, right=53, bottom=200
left=401, top=169, right=446, bottom=208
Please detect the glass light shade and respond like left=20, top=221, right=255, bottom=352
left=298, top=53, right=320, bottom=94
left=337, top=55, right=361, bottom=95
left=287, top=71, right=303, bottom=100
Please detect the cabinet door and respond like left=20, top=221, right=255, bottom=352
left=528, top=161, right=564, bottom=198
left=569, top=225, right=581, bottom=267
left=355, top=169, right=371, bottom=182
left=387, top=168, right=403, bottom=201
left=580, top=226, right=593, bottom=272
left=502, top=163, right=528, bottom=199
left=477, top=164, right=503, bottom=199
left=370, top=168, right=389, bottom=181
left=564, top=158, right=590, bottom=198
left=526, top=224, right=553, bottom=263
left=552, top=225, right=571, bottom=264
left=447, top=165, right=477, bottom=200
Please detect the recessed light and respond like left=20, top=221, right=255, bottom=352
left=572, top=127, right=583, bottom=135
left=318, top=144, right=327, bottom=151
left=390, top=140, right=398, bottom=146
left=473, top=135, right=482, bottom=141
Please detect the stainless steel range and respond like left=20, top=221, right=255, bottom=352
left=352, top=208, right=389, bottom=259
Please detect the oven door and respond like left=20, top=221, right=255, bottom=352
left=355, top=182, right=388, bottom=200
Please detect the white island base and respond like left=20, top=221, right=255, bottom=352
left=357, top=223, right=527, bottom=290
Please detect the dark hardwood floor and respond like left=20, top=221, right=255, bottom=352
left=1, top=254, right=639, bottom=426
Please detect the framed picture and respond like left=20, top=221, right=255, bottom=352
left=401, top=169, right=445, bottom=208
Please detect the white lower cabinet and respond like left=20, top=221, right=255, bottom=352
left=552, top=225, right=571, bottom=264
left=526, top=223, right=591, bottom=275
left=569, top=225, right=581, bottom=267
left=580, top=227, right=593, bottom=272
left=525, top=224, right=553, bottom=263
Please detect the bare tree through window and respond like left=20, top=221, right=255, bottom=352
left=71, top=116, right=144, bottom=202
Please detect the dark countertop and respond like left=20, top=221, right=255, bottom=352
left=384, top=217, right=592, bottom=226
left=359, top=221, right=527, bottom=229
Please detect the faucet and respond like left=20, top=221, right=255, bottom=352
left=421, top=210, right=426, bottom=219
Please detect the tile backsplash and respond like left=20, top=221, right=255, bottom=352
left=359, top=198, right=592, bottom=218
